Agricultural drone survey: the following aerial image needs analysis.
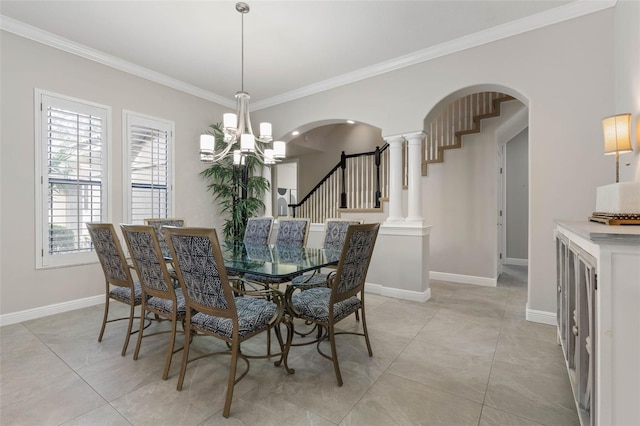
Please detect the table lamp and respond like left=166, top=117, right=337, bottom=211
left=602, top=113, right=632, bottom=183
left=591, top=113, right=640, bottom=225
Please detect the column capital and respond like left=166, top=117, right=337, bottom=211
left=383, top=134, right=405, bottom=145
left=403, top=131, right=426, bottom=142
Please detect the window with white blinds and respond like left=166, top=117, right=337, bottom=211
left=124, top=112, right=174, bottom=224
left=35, top=90, right=110, bottom=268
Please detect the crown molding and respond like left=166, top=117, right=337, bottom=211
left=2, top=0, right=615, bottom=111
left=0, top=15, right=236, bottom=109
left=251, top=0, right=616, bottom=110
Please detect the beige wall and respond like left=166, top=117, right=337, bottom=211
left=253, top=10, right=618, bottom=314
left=0, top=31, right=227, bottom=315
left=615, top=0, right=640, bottom=182
left=2, top=4, right=637, bottom=319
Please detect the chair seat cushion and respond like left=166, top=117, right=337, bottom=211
left=191, top=297, right=277, bottom=339
left=110, top=282, right=144, bottom=305
left=146, top=289, right=187, bottom=317
left=291, top=287, right=361, bottom=323
left=291, top=272, right=329, bottom=287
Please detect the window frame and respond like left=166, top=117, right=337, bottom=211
left=34, top=89, right=112, bottom=269
left=122, top=110, right=175, bottom=224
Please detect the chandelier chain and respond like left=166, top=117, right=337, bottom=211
left=241, top=8, right=244, bottom=92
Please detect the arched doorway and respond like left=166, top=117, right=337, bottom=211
left=422, top=86, right=529, bottom=285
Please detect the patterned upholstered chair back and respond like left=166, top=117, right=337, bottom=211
left=331, top=223, right=380, bottom=300
left=322, top=219, right=364, bottom=251
left=144, top=218, right=186, bottom=258
left=243, top=216, right=274, bottom=245
left=121, top=225, right=172, bottom=296
left=87, top=223, right=133, bottom=287
left=274, top=218, right=310, bottom=248
left=164, top=227, right=234, bottom=313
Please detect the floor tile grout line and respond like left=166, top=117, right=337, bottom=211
left=5, top=265, right=576, bottom=425
left=479, top=267, right=557, bottom=425
left=16, top=319, right=118, bottom=426
left=336, top=299, right=444, bottom=424
left=478, top=277, right=511, bottom=411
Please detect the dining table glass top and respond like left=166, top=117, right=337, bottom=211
left=221, top=242, right=341, bottom=281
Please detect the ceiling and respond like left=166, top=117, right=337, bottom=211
left=1, top=0, right=609, bottom=111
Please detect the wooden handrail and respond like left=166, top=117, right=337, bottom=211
left=289, top=143, right=389, bottom=219
left=287, top=92, right=514, bottom=223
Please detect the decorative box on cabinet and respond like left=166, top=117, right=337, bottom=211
left=555, top=220, right=640, bottom=426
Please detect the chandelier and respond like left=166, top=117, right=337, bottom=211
left=199, top=2, right=285, bottom=165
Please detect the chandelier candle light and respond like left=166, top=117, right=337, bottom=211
left=199, top=2, right=285, bottom=165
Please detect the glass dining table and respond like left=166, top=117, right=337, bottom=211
left=164, top=241, right=340, bottom=373
left=218, top=242, right=342, bottom=374
left=221, top=242, right=341, bottom=281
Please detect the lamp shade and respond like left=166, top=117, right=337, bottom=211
left=200, top=134, right=215, bottom=153
left=259, top=122, right=272, bottom=140
left=603, top=113, right=632, bottom=155
left=233, top=150, right=242, bottom=165
left=273, top=140, right=286, bottom=158
left=223, top=113, right=237, bottom=131
left=240, top=133, right=255, bottom=152
left=264, top=148, right=276, bottom=165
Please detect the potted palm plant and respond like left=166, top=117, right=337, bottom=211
left=200, top=123, right=270, bottom=243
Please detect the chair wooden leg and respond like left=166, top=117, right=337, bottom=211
left=328, top=324, right=343, bottom=386
left=223, top=340, right=240, bottom=418
left=176, top=324, right=192, bottom=391
left=273, top=323, right=284, bottom=353
left=274, top=317, right=295, bottom=374
left=122, top=301, right=136, bottom=357
left=266, top=326, right=272, bottom=356
left=98, top=292, right=109, bottom=343
left=360, top=307, right=373, bottom=357
left=162, top=315, right=178, bottom=380
left=133, top=302, right=147, bottom=360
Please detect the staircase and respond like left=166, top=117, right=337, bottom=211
left=422, top=92, right=514, bottom=175
left=291, top=92, right=515, bottom=222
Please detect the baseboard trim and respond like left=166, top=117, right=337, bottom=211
left=430, top=271, right=497, bottom=287
left=505, top=258, right=529, bottom=266
left=365, top=283, right=431, bottom=303
left=525, top=303, right=557, bottom=326
left=0, top=295, right=104, bottom=327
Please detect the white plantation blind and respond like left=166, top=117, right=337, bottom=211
left=36, top=91, right=109, bottom=268
left=125, top=112, right=174, bottom=224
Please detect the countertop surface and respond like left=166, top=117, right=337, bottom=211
left=556, top=219, right=640, bottom=243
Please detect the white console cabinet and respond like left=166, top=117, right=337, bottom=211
left=555, top=221, right=640, bottom=426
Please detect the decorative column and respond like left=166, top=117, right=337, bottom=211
left=405, top=132, right=425, bottom=224
left=385, top=135, right=405, bottom=222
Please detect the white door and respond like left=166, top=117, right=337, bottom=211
left=496, top=144, right=505, bottom=277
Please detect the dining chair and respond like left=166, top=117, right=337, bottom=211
left=164, top=226, right=284, bottom=418
left=86, top=223, right=145, bottom=356
left=291, top=218, right=363, bottom=287
left=143, top=218, right=186, bottom=258
left=273, top=217, right=310, bottom=247
left=243, top=216, right=274, bottom=245
left=286, top=222, right=380, bottom=386
left=227, top=215, right=273, bottom=285
left=243, top=217, right=310, bottom=287
left=121, top=224, right=187, bottom=380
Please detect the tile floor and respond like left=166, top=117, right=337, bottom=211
left=0, top=266, right=579, bottom=425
